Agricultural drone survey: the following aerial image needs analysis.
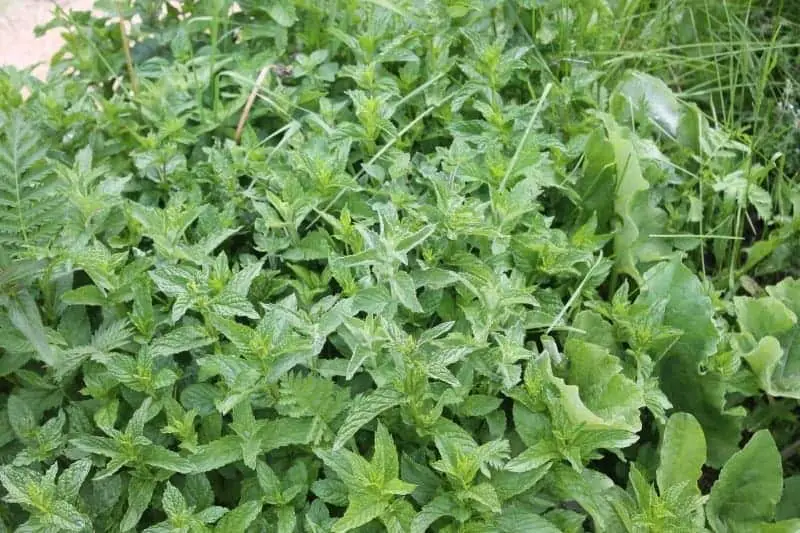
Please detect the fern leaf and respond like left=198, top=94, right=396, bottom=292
left=0, top=111, right=62, bottom=252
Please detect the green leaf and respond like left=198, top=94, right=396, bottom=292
left=332, top=494, right=386, bottom=533
left=120, top=477, right=157, bottom=532
left=464, top=482, right=501, bottom=513
left=735, top=296, right=797, bottom=339
left=777, top=475, right=800, bottom=521
left=149, top=325, right=216, bottom=358
left=57, top=459, right=92, bottom=502
left=2, top=291, right=57, bottom=367
left=597, top=113, right=650, bottom=279
left=657, top=412, right=705, bottom=496
left=161, top=482, right=187, bottom=517
left=266, top=1, right=298, bottom=27
left=495, top=503, right=562, bottom=533
left=707, top=430, right=783, bottom=531
left=636, top=260, right=741, bottom=466
left=562, top=339, right=644, bottom=431
left=215, top=501, right=262, bottom=532
left=372, top=422, right=399, bottom=484
left=6, top=394, right=37, bottom=440
left=48, top=500, right=92, bottom=531
left=333, top=388, right=405, bottom=450
left=614, top=70, right=683, bottom=137
left=192, top=436, right=243, bottom=473
left=741, top=336, right=800, bottom=399
left=389, top=271, right=423, bottom=313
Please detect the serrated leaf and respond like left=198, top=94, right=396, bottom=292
left=389, top=271, right=423, bottom=313
left=333, top=388, right=404, bottom=450
left=192, top=436, right=243, bottom=473
left=120, top=477, right=157, bottom=532
left=149, top=325, right=216, bottom=358
left=215, top=500, right=262, bottom=532
left=57, top=459, right=92, bottom=502
left=495, top=503, right=562, bottom=533
left=332, top=494, right=386, bottom=533
left=372, top=422, right=399, bottom=484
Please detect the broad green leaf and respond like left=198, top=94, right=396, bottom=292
left=597, top=114, right=650, bottom=280
left=741, top=336, right=800, bottom=399
left=657, top=412, right=705, bottom=496
left=562, top=339, right=644, bottom=431
left=707, top=430, right=783, bottom=531
left=614, top=70, right=682, bottom=137
left=266, top=1, right=298, bottom=27
left=777, top=476, right=800, bottom=521
left=636, top=260, right=740, bottom=466
left=161, top=482, right=187, bottom=517
left=734, top=296, right=797, bottom=339
left=6, top=394, right=37, bottom=440
left=464, top=482, right=501, bottom=513
left=1, top=291, right=57, bottom=367
left=57, top=459, right=92, bottom=502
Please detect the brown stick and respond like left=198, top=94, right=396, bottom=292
left=117, top=1, right=138, bottom=96
left=235, top=66, right=271, bottom=143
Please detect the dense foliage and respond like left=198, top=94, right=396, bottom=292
left=1, top=0, right=800, bottom=531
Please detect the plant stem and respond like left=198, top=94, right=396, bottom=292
left=117, top=0, right=138, bottom=96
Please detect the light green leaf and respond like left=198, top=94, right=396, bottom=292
left=141, top=445, right=194, bottom=473
left=636, top=260, right=741, bottom=466
left=161, top=482, right=187, bottom=517
left=266, top=1, right=298, bottom=27
left=707, top=430, right=783, bottom=531
left=742, top=336, right=800, bottom=399
left=372, top=422, right=399, bottom=484
left=48, top=499, right=92, bottom=531
left=614, top=70, right=682, bottom=137
left=6, top=394, right=37, bottom=440
left=57, top=459, right=92, bottom=502
left=464, top=482, right=501, bottom=513
left=735, top=296, right=797, bottom=339
left=598, top=113, right=650, bottom=280
left=2, top=291, right=57, bottom=367
left=657, top=412, right=705, bottom=496
left=562, top=339, right=644, bottom=431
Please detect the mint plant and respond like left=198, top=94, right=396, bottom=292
left=1, top=0, right=800, bottom=531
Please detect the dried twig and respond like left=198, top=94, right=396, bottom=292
left=235, top=66, right=271, bottom=143
left=117, top=0, right=138, bottom=96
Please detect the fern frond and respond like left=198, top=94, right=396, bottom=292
left=0, top=111, right=63, bottom=253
